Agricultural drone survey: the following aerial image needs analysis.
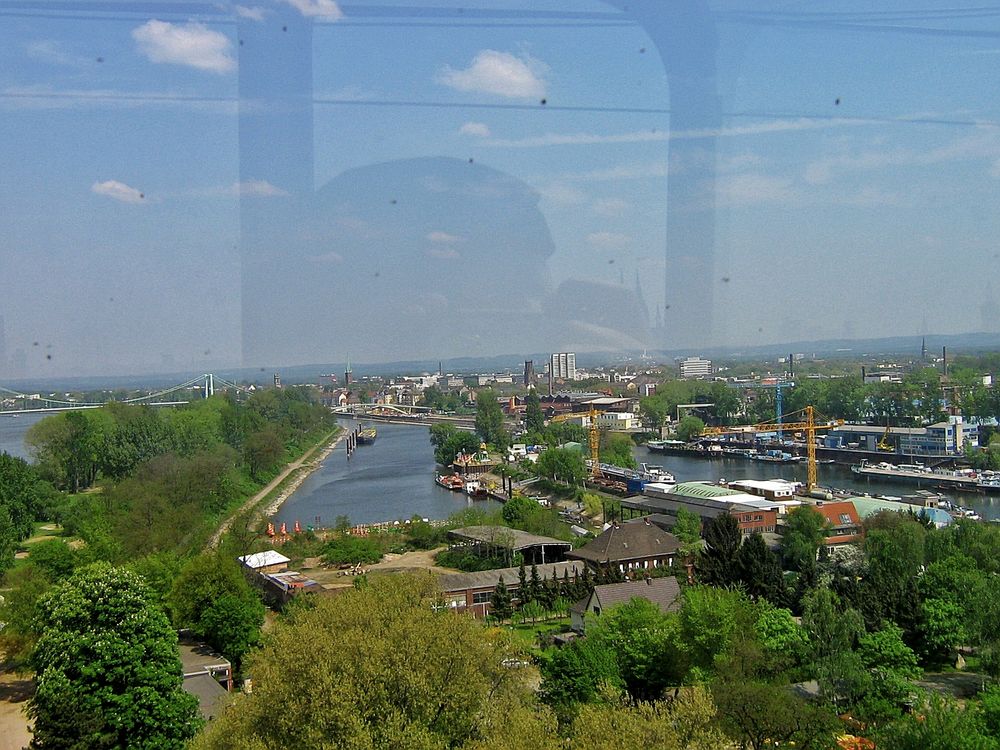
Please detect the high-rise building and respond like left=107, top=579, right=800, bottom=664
left=678, top=356, right=712, bottom=379
left=550, top=352, right=576, bottom=381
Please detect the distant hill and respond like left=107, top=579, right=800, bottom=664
left=5, top=331, right=1000, bottom=392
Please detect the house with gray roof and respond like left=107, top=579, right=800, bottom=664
left=570, top=576, right=682, bottom=633
left=565, top=518, right=681, bottom=575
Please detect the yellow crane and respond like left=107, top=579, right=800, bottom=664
left=548, top=407, right=602, bottom=478
left=701, top=406, right=844, bottom=493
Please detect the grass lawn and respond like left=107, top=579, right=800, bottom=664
left=506, top=616, right=572, bottom=650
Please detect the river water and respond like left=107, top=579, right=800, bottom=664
left=272, top=420, right=502, bottom=528
left=3, top=414, right=997, bottom=522
left=0, top=413, right=48, bottom=461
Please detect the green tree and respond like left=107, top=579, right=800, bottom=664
left=877, top=695, right=999, bottom=750
left=679, top=586, right=754, bottom=676
left=429, top=422, right=482, bottom=466
left=0, top=452, right=56, bottom=541
left=675, top=415, right=705, bottom=442
left=475, top=389, right=509, bottom=449
left=0, top=563, right=52, bottom=665
left=243, top=426, right=285, bottom=480
left=713, top=678, right=840, bottom=750
left=736, top=532, right=786, bottom=604
left=29, top=563, right=200, bottom=749
left=698, top=513, right=741, bottom=587
left=28, top=539, right=77, bottom=579
left=780, top=506, right=828, bottom=572
left=191, top=575, right=533, bottom=750
left=490, top=576, right=513, bottom=622
left=600, top=432, right=637, bottom=469
left=168, top=553, right=264, bottom=670
left=673, top=507, right=702, bottom=558
left=524, top=391, right=545, bottom=434
left=535, top=446, right=587, bottom=485
left=585, top=598, right=680, bottom=701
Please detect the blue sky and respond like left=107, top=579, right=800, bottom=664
left=2, top=1, right=1000, bottom=377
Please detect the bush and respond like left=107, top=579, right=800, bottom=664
left=322, top=535, right=383, bottom=566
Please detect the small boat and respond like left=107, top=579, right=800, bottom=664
left=463, top=478, right=487, bottom=497
left=435, top=474, right=464, bottom=491
left=357, top=426, right=377, bottom=444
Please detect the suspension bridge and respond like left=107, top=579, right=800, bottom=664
left=0, top=373, right=251, bottom=415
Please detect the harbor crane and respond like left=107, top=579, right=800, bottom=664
left=701, top=406, right=844, bottom=493
left=548, top=407, right=602, bottom=478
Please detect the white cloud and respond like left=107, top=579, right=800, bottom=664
left=592, top=198, right=630, bottom=217
left=26, top=40, right=86, bottom=67
left=716, top=173, right=796, bottom=208
left=488, top=118, right=862, bottom=149
left=132, top=20, right=235, bottom=74
left=91, top=180, right=145, bottom=204
left=426, top=230, right=463, bottom=243
left=427, top=247, right=461, bottom=260
left=280, top=0, right=343, bottom=19
left=438, top=50, right=546, bottom=99
left=538, top=183, right=587, bottom=205
left=234, top=180, right=287, bottom=196
left=234, top=5, right=266, bottom=21
left=586, top=231, right=631, bottom=250
left=459, top=121, right=491, bottom=137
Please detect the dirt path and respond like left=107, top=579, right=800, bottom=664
left=0, top=673, right=32, bottom=750
left=206, top=430, right=342, bottom=550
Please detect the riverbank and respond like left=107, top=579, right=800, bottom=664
left=261, top=433, right=345, bottom=517
left=206, top=428, right=343, bottom=549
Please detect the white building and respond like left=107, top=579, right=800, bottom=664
left=550, top=352, right=577, bottom=381
left=678, top=357, right=712, bottom=379
left=595, top=411, right=640, bottom=430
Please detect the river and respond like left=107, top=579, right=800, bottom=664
left=272, top=419, right=502, bottom=528
left=3, top=413, right=998, bottom=522
left=0, top=412, right=48, bottom=461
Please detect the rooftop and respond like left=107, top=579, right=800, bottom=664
left=448, top=526, right=572, bottom=552
left=671, top=481, right=744, bottom=499
left=567, top=520, right=681, bottom=564
left=573, top=576, right=682, bottom=616
left=238, top=550, right=290, bottom=569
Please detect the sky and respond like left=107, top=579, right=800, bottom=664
left=2, top=0, right=1000, bottom=378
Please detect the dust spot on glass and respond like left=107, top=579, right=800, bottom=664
left=540, top=98, right=547, bottom=105
left=835, top=98, right=841, bottom=106
left=374, top=271, right=381, bottom=277
left=139, top=193, right=145, bottom=199
left=46, top=354, right=52, bottom=360
left=758, top=327, right=763, bottom=332
left=664, top=304, right=671, bottom=310
left=282, top=25, right=287, bottom=32
left=33, top=341, right=39, bottom=346
left=608, top=259, right=615, bottom=264
left=721, top=276, right=730, bottom=283
left=96, top=56, right=104, bottom=63
left=468, top=158, right=474, bottom=164
left=639, top=47, right=645, bottom=54
left=203, top=349, right=211, bottom=356
left=390, top=199, right=397, bottom=205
